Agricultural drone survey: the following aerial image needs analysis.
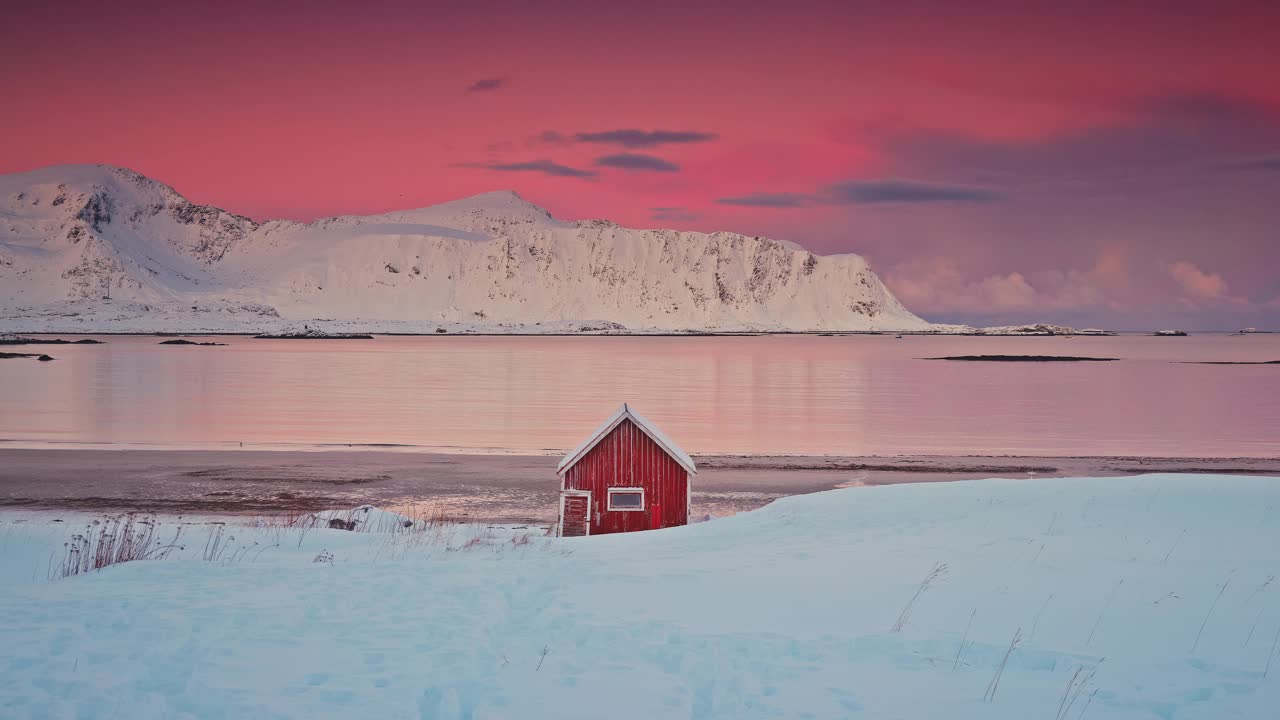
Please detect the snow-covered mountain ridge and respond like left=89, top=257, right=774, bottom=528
left=0, top=164, right=935, bottom=333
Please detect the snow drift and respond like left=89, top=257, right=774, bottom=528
left=0, top=165, right=932, bottom=333
left=2, top=474, right=1279, bottom=718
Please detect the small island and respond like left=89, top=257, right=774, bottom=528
left=159, top=339, right=228, bottom=346
left=0, top=334, right=103, bottom=346
left=1184, top=360, right=1280, bottom=365
left=925, top=355, right=1118, bottom=362
left=0, top=352, right=54, bottom=361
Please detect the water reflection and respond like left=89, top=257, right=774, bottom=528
left=1, top=334, right=1276, bottom=457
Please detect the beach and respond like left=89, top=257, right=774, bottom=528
left=3, top=447, right=1278, bottom=522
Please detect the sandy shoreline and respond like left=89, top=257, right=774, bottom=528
left=2, top=448, right=1278, bottom=523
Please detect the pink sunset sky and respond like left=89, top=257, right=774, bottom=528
left=2, top=0, right=1278, bottom=329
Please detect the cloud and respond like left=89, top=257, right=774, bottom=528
left=714, top=178, right=1000, bottom=208
left=1167, top=260, right=1227, bottom=300
left=650, top=206, right=700, bottom=222
left=529, top=130, right=571, bottom=147
left=1219, top=155, right=1280, bottom=172
left=593, top=153, right=680, bottom=172
left=454, top=159, right=596, bottom=178
left=1145, top=92, right=1278, bottom=132
left=823, top=179, right=1004, bottom=204
left=573, top=129, right=718, bottom=148
left=885, top=249, right=1258, bottom=328
left=880, top=92, right=1280, bottom=185
left=715, top=192, right=812, bottom=208
left=883, top=251, right=1130, bottom=318
left=466, top=77, right=508, bottom=93
left=886, top=258, right=1040, bottom=314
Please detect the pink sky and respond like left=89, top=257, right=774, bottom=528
left=3, top=0, right=1278, bottom=328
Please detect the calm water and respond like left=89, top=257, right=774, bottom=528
left=1, top=334, right=1277, bottom=457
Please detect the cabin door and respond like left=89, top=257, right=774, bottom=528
left=560, top=492, right=591, bottom=537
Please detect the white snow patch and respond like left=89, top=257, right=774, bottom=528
left=2, top=474, right=1277, bottom=718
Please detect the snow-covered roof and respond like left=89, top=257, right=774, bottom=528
left=557, top=403, right=697, bottom=476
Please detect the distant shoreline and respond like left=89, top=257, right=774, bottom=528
left=5, top=329, right=1272, bottom=337
left=3, top=330, right=1230, bottom=338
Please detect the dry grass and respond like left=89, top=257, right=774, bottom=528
left=49, top=505, right=547, bottom=578
left=953, top=608, right=976, bottom=671
left=1030, top=593, right=1054, bottom=642
left=1266, top=624, right=1280, bottom=678
left=1161, top=528, right=1187, bottom=565
left=361, top=511, right=538, bottom=562
left=891, top=561, right=948, bottom=633
left=983, top=626, right=1021, bottom=702
left=1055, top=662, right=1101, bottom=719
left=251, top=504, right=470, bottom=536
left=1243, top=575, right=1274, bottom=648
left=1086, top=579, right=1124, bottom=647
left=49, top=514, right=184, bottom=580
left=202, top=524, right=233, bottom=562
left=1191, top=570, right=1234, bottom=654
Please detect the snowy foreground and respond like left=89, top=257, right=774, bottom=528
left=2, top=474, right=1279, bottom=719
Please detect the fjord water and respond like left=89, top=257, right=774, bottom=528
left=1, top=334, right=1276, bottom=457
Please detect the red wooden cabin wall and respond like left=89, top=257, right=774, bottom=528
left=561, top=418, right=689, bottom=535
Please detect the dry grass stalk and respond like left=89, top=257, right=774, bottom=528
left=953, top=608, right=976, bottom=671
left=1245, top=575, right=1275, bottom=605
left=536, top=645, right=550, bottom=672
left=892, top=561, right=948, bottom=633
left=202, top=524, right=240, bottom=562
left=983, top=627, right=1021, bottom=702
left=1266, top=624, right=1280, bottom=678
left=1030, top=593, right=1054, bottom=641
left=1087, top=579, right=1124, bottom=647
left=1055, top=662, right=1100, bottom=720
left=1077, top=688, right=1099, bottom=719
left=1245, top=605, right=1268, bottom=647
left=1161, top=529, right=1186, bottom=565
left=1191, top=570, right=1234, bottom=654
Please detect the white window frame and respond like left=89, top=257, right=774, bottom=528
left=607, top=487, right=645, bottom=512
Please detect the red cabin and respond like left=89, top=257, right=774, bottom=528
left=557, top=404, right=696, bottom=537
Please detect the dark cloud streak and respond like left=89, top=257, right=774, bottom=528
left=454, top=159, right=596, bottom=178
left=466, top=77, right=508, bottom=93
left=883, top=93, right=1280, bottom=182
left=533, top=130, right=571, bottom=146
left=650, top=206, right=700, bottom=222
left=1219, top=155, right=1280, bottom=172
left=574, top=129, right=718, bottom=148
left=715, top=192, right=812, bottom=208
left=594, top=153, right=680, bottom=172
left=824, top=179, right=1003, bottom=204
left=716, top=179, right=1001, bottom=208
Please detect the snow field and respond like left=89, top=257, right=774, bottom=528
left=1, top=474, right=1278, bottom=718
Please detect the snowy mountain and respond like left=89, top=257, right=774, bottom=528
left=0, top=164, right=934, bottom=333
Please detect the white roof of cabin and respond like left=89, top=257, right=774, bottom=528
left=557, top=403, right=697, bottom=476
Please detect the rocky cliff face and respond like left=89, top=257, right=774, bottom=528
left=0, top=164, right=933, bottom=333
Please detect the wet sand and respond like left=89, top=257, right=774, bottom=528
left=2, top=448, right=1278, bottom=523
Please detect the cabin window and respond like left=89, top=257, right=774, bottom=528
left=607, top=487, right=645, bottom=511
